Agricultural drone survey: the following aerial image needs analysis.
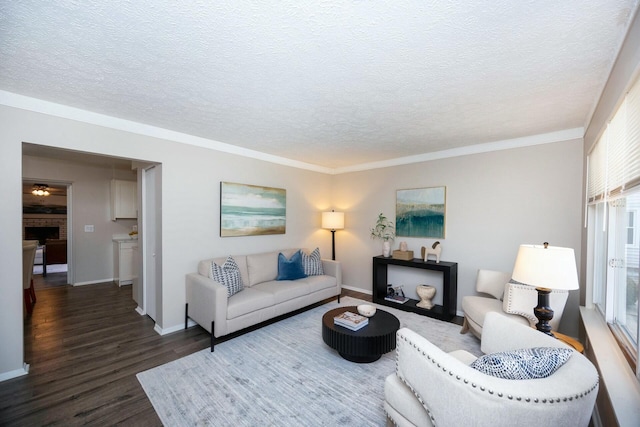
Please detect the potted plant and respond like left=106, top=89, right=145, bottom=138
left=370, top=213, right=395, bottom=257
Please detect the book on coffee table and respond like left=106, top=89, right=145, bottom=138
left=334, top=311, right=369, bottom=331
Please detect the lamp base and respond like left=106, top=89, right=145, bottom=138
left=330, top=230, right=336, bottom=261
left=534, top=287, right=555, bottom=336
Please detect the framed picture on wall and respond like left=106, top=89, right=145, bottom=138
left=220, top=182, right=286, bottom=237
left=396, top=186, right=446, bottom=238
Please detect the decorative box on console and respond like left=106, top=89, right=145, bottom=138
left=392, top=250, right=414, bottom=260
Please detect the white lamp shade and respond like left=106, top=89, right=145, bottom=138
left=512, top=244, right=579, bottom=291
left=322, top=211, right=344, bottom=230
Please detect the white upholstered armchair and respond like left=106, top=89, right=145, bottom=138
left=384, top=312, right=599, bottom=427
left=461, top=269, right=569, bottom=338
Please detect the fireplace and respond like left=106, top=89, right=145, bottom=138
left=25, top=226, right=60, bottom=245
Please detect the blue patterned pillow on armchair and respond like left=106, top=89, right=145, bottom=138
left=470, top=347, right=573, bottom=380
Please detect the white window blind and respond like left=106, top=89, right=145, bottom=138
left=588, top=135, right=606, bottom=202
left=607, top=104, right=626, bottom=196
left=627, top=77, right=640, bottom=190
left=588, top=73, right=640, bottom=203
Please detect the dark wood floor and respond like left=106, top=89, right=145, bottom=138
left=33, top=271, right=68, bottom=289
left=0, top=280, right=374, bottom=426
left=0, top=281, right=212, bottom=426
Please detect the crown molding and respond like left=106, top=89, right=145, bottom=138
left=333, top=128, right=584, bottom=174
left=1, top=90, right=583, bottom=175
left=0, top=90, right=333, bottom=174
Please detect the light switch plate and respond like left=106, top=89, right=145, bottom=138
left=84, top=225, right=94, bottom=232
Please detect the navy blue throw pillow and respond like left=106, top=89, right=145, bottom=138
left=277, top=250, right=307, bottom=281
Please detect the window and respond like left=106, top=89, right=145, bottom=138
left=587, top=72, right=640, bottom=379
left=589, top=193, right=640, bottom=373
left=628, top=211, right=636, bottom=245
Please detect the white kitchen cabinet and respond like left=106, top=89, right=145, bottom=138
left=114, top=240, right=137, bottom=286
left=111, top=179, right=137, bottom=220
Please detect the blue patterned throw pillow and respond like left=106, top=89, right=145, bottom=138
left=470, top=347, right=573, bottom=380
left=277, top=250, right=307, bottom=281
left=209, top=256, right=244, bottom=297
left=302, top=248, right=324, bottom=276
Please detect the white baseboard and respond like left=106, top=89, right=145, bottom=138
left=73, top=278, right=115, bottom=286
left=154, top=319, right=200, bottom=335
left=0, top=363, right=29, bottom=383
left=135, top=306, right=145, bottom=315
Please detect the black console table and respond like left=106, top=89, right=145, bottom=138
left=373, top=256, right=458, bottom=321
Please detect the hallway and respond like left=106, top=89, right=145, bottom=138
left=0, top=282, right=209, bottom=425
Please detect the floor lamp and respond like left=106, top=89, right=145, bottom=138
left=511, top=242, right=579, bottom=336
left=322, top=211, right=344, bottom=261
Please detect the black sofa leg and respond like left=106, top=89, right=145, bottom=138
left=338, top=293, right=341, bottom=303
left=211, top=321, right=215, bottom=352
left=185, top=303, right=188, bottom=330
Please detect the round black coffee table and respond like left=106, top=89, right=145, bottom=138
left=322, top=306, right=400, bottom=363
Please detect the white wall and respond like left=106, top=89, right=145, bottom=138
left=0, top=104, right=333, bottom=379
left=0, top=102, right=583, bottom=380
left=23, top=155, right=137, bottom=284
left=332, top=139, right=584, bottom=335
left=0, top=129, right=24, bottom=381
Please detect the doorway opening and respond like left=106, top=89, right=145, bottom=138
left=22, top=180, right=70, bottom=289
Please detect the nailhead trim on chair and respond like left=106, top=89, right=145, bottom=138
left=393, top=331, right=600, bottom=425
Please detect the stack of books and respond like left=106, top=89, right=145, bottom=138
left=384, top=294, right=409, bottom=304
left=334, top=311, right=369, bottom=331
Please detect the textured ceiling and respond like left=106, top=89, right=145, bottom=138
left=1, top=1, right=638, bottom=169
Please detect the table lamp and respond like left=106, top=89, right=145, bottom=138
left=511, top=242, right=579, bottom=336
left=322, top=210, right=344, bottom=260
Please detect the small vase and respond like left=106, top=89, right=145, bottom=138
left=383, top=241, right=391, bottom=257
left=416, top=285, right=436, bottom=310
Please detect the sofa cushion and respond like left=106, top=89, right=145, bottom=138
left=462, top=296, right=504, bottom=326
left=253, top=280, right=312, bottom=304
left=470, top=347, right=573, bottom=380
left=247, top=252, right=279, bottom=286
left=226, top=287, right=275, bottom=319
left=277, top=250, right=307, bottom=281
left=253, top=275, right=337, bottom=304
left=462, top=296, right=530, bottom=338
left=302, top=247, right=324, bottom=276
left=209, top=256, right=244, bottom=297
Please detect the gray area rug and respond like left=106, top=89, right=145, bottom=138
left=137, top=296, right=481, bottom=426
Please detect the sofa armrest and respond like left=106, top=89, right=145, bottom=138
left=481, top=312, right=570, bottom=354
left=185, top=273, right=228, bottom=337
left=321, top=259, right=342, bottom=287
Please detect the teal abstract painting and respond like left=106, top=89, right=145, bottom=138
left=396, top=187, right=446, bottom=238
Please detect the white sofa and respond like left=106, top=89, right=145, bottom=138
left=185, top=248, right=341, bottom=350
left=384, top=312, right=599, bottom=427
